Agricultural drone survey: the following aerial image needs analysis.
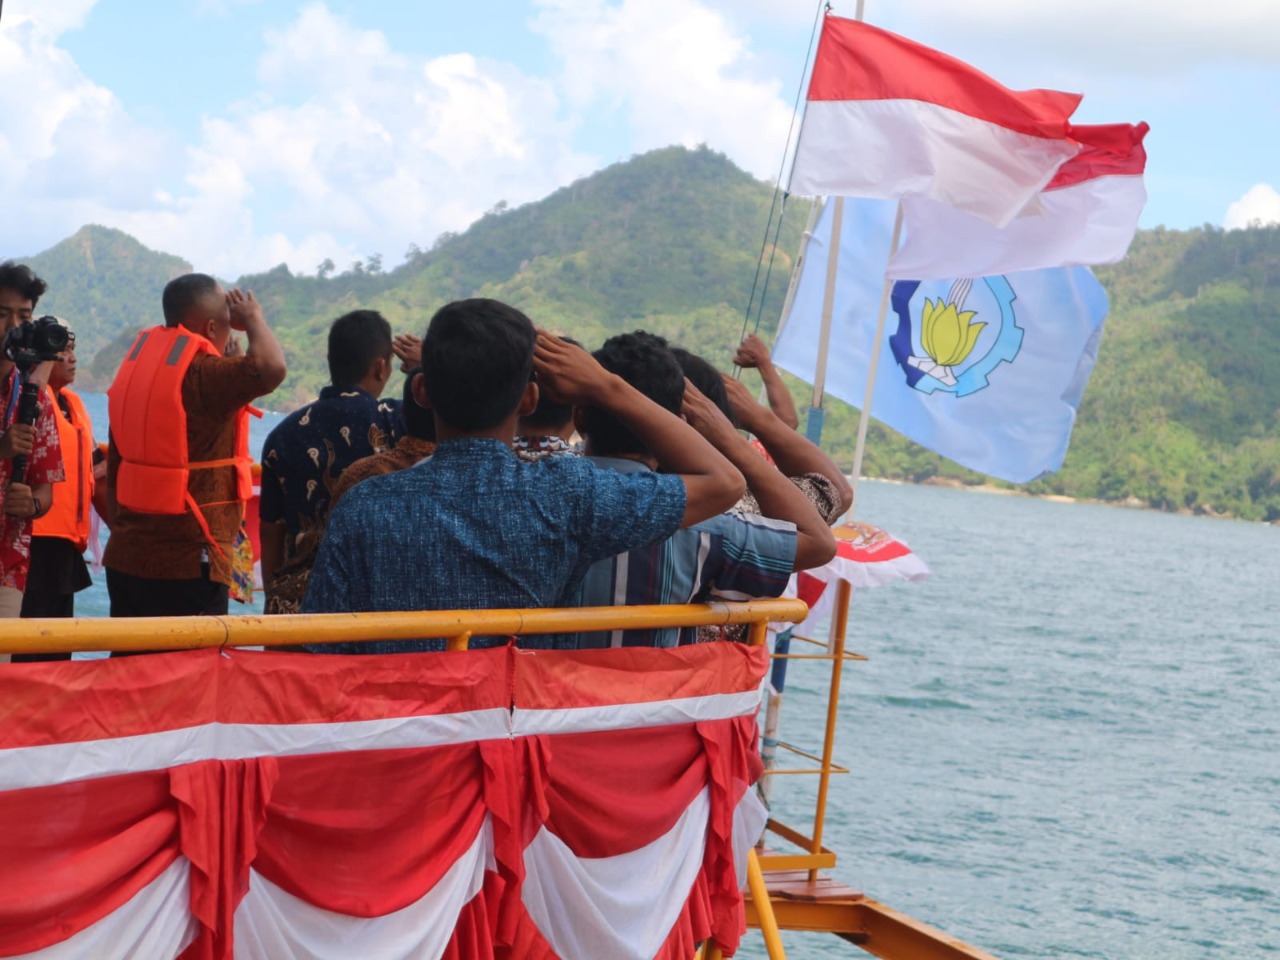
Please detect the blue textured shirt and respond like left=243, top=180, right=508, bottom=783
left=302, top=438, right=686, bottom=652
left=567, top=457, right=796, bottom=649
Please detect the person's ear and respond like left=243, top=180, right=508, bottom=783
left=411, top=371, right=431, bottom=409
left=517, top=381, right=539, bottom=418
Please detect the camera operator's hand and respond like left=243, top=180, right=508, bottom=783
left=226, top=288, right=264, bottom=332
left=0, top=423, right=35, bottom=461
left=3, top=482, right=37, bottom=518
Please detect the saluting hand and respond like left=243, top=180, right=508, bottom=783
left=720, top=372, right=767, bottom=431
left=681, top=381, right=740, bottom=450
left=733, top=333, right=774, bottom=371
left=226, top=288, right=264, bottom=332
left=532, top=330, right=613, bottom=406
left=392, top=333, right=422, bottom=372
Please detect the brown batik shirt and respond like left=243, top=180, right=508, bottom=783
left=104, top=352, right=274, bottom=587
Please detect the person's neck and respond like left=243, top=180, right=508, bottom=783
left=435, top=414, right=520, bottom=447
left=353, top=376, right=383, bottom=397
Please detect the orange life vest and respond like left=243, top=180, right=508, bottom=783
left=107, top=326, right=255, bottom=555
left=33, top=386, right=94, bottom=551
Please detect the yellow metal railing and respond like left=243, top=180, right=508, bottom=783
left=0, top=599, right=807, bottom=654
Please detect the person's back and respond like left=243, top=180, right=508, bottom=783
left=567, top=333, right=806, bottom=647
left=258, top=310, right=401, bottom=613
left=328, top=366, right=435, bottom=509
left=104, top=273, right=286, bottom=618
left=302, top=299, right=746, bottom=653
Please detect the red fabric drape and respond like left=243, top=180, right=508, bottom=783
left=0, top=642, right=768, bottom=959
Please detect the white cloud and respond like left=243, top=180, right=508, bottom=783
left=1224, top=184, right=1280, bottom=229
left=531, top=0, right=793, bottom=180
left=885, top=0, right=1280, bottom=72
left=131, top=2, right=596, bottom=277
left=0, top=0, right=177, bottom=257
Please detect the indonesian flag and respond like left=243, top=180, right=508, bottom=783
left=789, top=16, right=1083, bottom=227
left=887, top=121, right=1150, bottom=279
left=0, top=643, right=769, bottom=959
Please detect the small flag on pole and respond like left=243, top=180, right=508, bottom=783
left=788, top=16, right=1083, bottom=227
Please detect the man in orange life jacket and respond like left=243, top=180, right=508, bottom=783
left=104, top=273, right=286, bottom=618
left=18, top=320, right=107, bottom=635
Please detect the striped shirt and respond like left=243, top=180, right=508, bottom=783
left=567, top=457, right=797, bottom=648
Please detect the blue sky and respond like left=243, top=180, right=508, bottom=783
left=2, top=0, right=1277, bottom=279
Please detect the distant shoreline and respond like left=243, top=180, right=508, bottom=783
left=858, top=475, right=1276, bottom=525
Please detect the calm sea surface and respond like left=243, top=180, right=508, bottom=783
left=73, top=394, right=1279, bottom=958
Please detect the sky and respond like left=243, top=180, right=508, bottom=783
left=2, top=0, right=1278, bottom=280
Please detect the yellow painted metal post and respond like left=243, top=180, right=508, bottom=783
left=705, top=944, right=726, bottom=960
left=746, top=619, right=769, bottom=647
left=447, top=631, right=472, bottom=651
left=748, top=848, right=788, bottom=959
left=810, top=579, right=851, bottom=881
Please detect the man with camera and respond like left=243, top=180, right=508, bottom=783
left=104, top=273, right=286, bottom=619
left=0, top=262, right=65, bottom=621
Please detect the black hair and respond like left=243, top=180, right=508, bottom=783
left=400, top=366, right=436, bottom=441
left=328, top=309, right=392, bottom=387
left=0, top=261, right=48, bottom=306
left=421, top=298, right=535, bottom=432
left=519, top=335, right=581, bottom=432
left=671, top=347, right=733, bottom=424
left=581, top=331, right=684, bottom=457
left=162, top=273, right=220, bottom=328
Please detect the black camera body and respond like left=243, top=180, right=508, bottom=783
left=3, top=315, right=70, bottom=371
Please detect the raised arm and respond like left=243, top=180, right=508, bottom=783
left=722, top=373, right=853, bottom=518
left=683, top=382, right=835, bottom=571
left=533, top=332, right=743, bottom=527
left=734, top=333, right=799, bottom=430
left=227, top=289, right=287, bottom=392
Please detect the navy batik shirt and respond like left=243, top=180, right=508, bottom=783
left=302, top=438, right=687, bottom=653
left=260, top=386, right=401, bottom=561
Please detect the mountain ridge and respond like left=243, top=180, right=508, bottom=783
left=15, top=146, right=1280, bottom=521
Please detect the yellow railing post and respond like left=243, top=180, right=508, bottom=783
left=810, top=579, right=851, bottom=882
left=748, top=847, right=788, bottom=959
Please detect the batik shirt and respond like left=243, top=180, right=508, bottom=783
left=512, top=435, right=578, bottom=462
left=566, top=456, right=796, bottom=649
left=259, top=386, right=402, bottom=562
left=302, top=438, right=686, bottom=653
left=0, top=369, right=65, bottom=592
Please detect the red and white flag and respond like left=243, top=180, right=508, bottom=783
left=789, top=16, right=1083, bottom=227
left=887, top=121, right=1150, bottom=280
left=0, top=643, right=769, bottom=960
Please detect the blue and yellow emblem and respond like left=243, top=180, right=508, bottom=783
left=888, top=276, right=1023, bottom=396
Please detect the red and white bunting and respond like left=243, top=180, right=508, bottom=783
left=0, top=643, right=769, bottom=959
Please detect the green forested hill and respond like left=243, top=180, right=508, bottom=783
left=12, top=146, right=1280, bottom=520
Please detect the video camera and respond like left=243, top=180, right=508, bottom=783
left=4, top=316, right=71, bottom=484
left=3, top=315, right=70, bottom=372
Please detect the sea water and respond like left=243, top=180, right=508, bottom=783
left=751, top=480, right=1279, bottom=959
left=68, top=394, right=1279, bottom=958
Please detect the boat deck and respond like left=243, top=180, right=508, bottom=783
left=748, top=866, right=1000, bottom=960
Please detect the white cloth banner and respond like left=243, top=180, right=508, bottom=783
left=233, top=818, right=495, bottom=960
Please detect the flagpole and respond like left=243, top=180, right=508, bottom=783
left=804, top=195, right=845, bottom=444
left=847, top=202, right=903, bottom=514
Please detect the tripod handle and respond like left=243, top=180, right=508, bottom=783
left=8, top=380, right=43, bottom=488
